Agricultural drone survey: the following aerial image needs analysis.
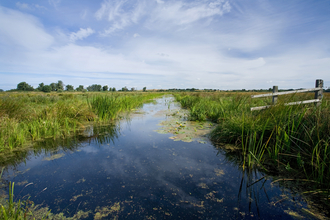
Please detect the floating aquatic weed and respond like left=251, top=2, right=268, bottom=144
left=70, top=194, right=83, bottom=202
left=284, top=209, right=304, bottom=218
left=76, top=178, right=86, bottom=184
left=204, top=191, right=224, bottom=203
left=94, top=202, right=123, bottom=220
left=198, top=183, right=209, bottom=189
left=42, top=153, right=65, bottom=161
left=214, top=168, right=224, bottom=177
left=155, top=107, right=216, bottom=143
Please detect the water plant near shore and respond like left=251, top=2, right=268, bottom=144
left=87, top=93, right=160, bottom=121
left=0, top=92, right=163, bottom=152
left=174, top=92, right=330, bottom=202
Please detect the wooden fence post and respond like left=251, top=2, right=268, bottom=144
left=315, top=79, right=323, bottom=107
left=272, top=86, right=278, bottom=105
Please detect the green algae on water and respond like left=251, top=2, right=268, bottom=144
left=154, top=109, right=216, bottom=143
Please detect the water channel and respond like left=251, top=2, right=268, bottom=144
left=0, top=96, right=323, bottom=219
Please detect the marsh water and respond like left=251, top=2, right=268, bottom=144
left=0, top=96, right=322, bottom=219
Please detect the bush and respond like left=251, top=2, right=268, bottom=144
left=42, top=85, right=52, bottom=93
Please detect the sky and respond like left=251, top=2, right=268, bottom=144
left=0, top=0, right=329, bottom=91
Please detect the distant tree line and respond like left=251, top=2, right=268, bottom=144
left=3, top=81, right=329, bottom=93
left=7, top=81, right=148, bottom=93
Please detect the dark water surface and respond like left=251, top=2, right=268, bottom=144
left=2, top=96, right=319, bottom=219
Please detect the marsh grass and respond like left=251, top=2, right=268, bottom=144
left=0, top=92, right=163, bottom=152
left=174, top=92, right=330, bottom=200
left=87, top=93, right=161, bottom=121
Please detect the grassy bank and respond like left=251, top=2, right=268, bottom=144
left=174, top=92, right=330, bottom=200
left=0, top=92, right=163, bottom=152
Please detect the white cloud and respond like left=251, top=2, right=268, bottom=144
left=95, top=0, right=125, bottom=21
left=35, top=4, right=47, bottom=10
left=95, top=0, right=231, bottom=35
left=96, top=0, right=146, bottom=35
left=133, top=33, right=140, bottom=38
left=69, top=28, right=95, bottom=42
left=15, top=2, right=47, bottom=11
left=48, top=0, right=61, bottom=8
left=0, top=6, right=54, bottom=50
left=148, top=0, right=231, bottom=27
left=16, top=2, right=31, bottom=10
left=81, top=9, right=88, bottom=19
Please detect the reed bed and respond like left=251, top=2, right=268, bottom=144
left=87, top=93, right=159, bottom=121
left=0, top=92, right=163, bottom=152
left=174, top=92, right=330, bottom=200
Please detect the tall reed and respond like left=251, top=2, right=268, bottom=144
left=174, top=92, right=330, bottom=199
left=0, top=92, right=163, bottom=152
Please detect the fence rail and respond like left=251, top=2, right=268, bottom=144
left=251, top=79, right=323, bottom=111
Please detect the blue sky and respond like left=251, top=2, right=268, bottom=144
left=0, top=0, right=329, bottom=90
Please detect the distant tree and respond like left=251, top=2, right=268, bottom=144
left=50, top=83, right=57, bottom=91
left=143, top=87, right=146, bottom=92
left=17, top=82, right=34, bottom=91
left=57, top=80, right=64, bottom=90
left=121, top=86, right=128, bottom=91
left=37, top=83, right=45, bottom=91
left=87, top=84, right=102, bottom=91
left=66, top=85, right=74, bottom=91
left=42, top=85, right=52, bottom=93
left=103, top=85, right=108, bottom=91
left=76, top=85, right=84, bottom=91
left=0, top=89, right=4, bottom=92
left=112, top=87, right=116, bottom=92
left=131, top=87, right=135, bottom=91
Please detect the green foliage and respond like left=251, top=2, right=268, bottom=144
left=87, top=84, right=101, bottom=92
left=42, top=85, right=52, bottom=93
left=143, top=87, right=146, bottom=92
left=35, top=81, right=65, bottom=93
left=0, top=92, right=163, bottom=152
left=174, top=92, right=330, bottom=198
left=37, top=83, right=45, bottom=91
left=76, top=85, right=84, bottom=91
left=50, top=83, right=57, bottom=91
left=102, top=85, right=108, bottom=91
left=57, top=80, right=64, bottom=91
left=88, top=93, right=163, bottom=121
left=16, top=82, right=34, bottom=91
left=65, top=85, right=74, bottom=91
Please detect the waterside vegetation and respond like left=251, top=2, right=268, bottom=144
left=173, top=92, right=330, bottom=203
left=0, top=92, right=163, bottom=153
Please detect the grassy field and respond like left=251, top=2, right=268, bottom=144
left=174, top=91, right=330, bottom=202
left=0, top=92, right=164, bottom=153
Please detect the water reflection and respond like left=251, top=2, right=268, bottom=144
left=0, top=96, right=325, bottom=219
left=215, top=144, right=329, bottom=219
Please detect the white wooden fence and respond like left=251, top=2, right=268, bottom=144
left=251, top=79, right=323, bottom=111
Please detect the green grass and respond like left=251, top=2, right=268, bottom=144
left=174, top=92, right=330, bottom=201
left=87, top=93, right=160, bottom=121
left=0, top=92, right=164, bottom=152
